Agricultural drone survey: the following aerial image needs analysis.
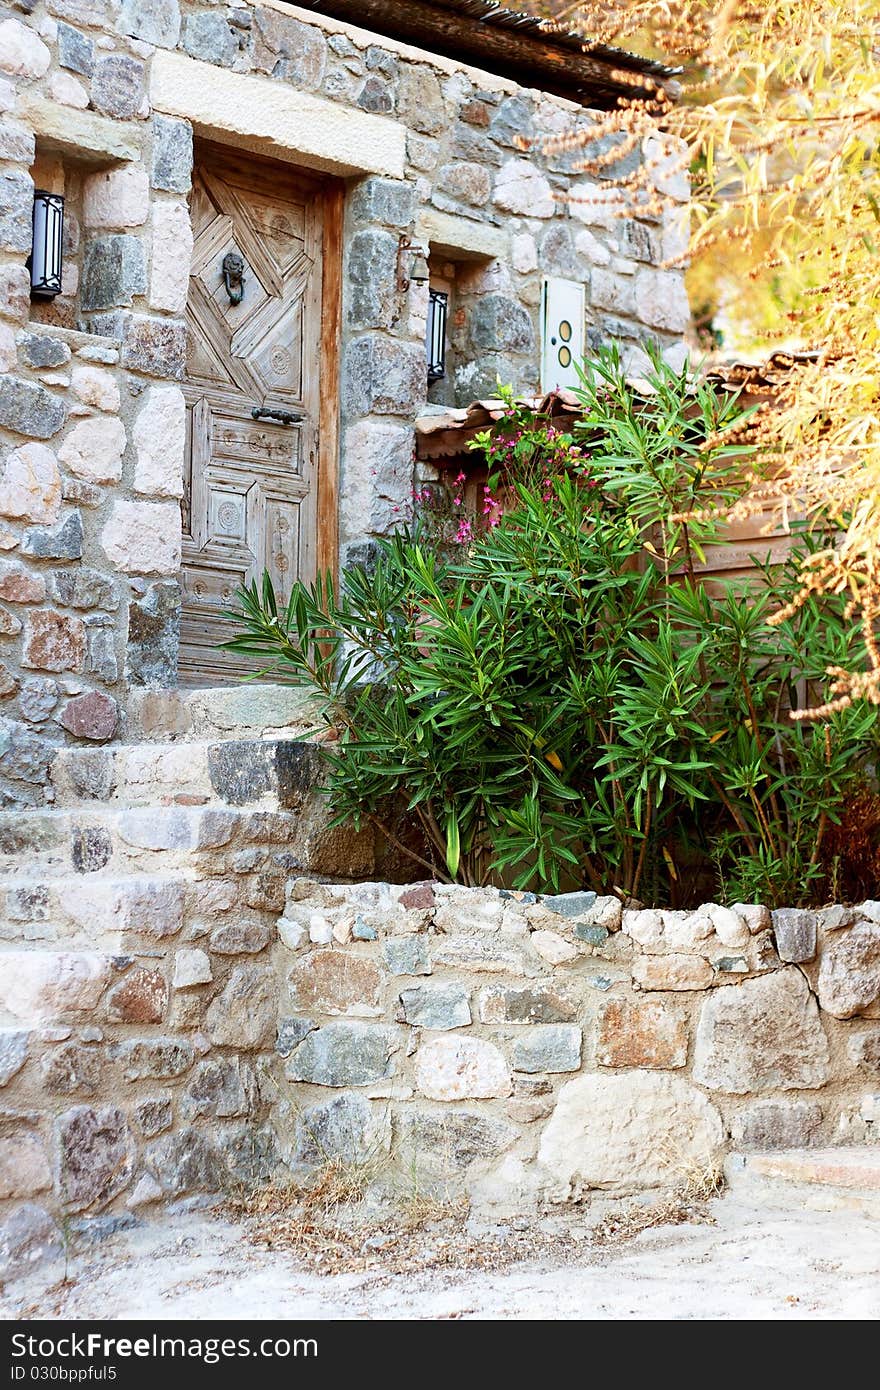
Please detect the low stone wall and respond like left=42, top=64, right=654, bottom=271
left=2, top=878, right=879, bottom=1277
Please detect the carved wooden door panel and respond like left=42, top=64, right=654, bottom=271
left=181, top=146, right=324, bottom=685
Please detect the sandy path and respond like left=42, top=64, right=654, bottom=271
left=3, top=1197, right=878, bottom=1321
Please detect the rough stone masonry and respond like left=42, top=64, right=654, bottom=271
left=1, top=875, right=879, bottom=1278
left=0, top=1, right=689, bottom=806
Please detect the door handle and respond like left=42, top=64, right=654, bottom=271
left=251, top=407, right=302, bottom=426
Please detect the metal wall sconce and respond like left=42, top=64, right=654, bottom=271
left=397, top=235, right=430, bottom=292
left=427, top=288, right=448, bottom=381
left=29, top=190, right=64, bottom=299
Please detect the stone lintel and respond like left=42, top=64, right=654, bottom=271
left=417, top=207, right=509, bottom=262
left=20, top=96, right=142, bottom=167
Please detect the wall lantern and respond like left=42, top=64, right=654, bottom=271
left=30, top=191, right=65, bottom=299
left=426, top=288, right=448, bottom=382
left=397, top=235, right=430, bottom=292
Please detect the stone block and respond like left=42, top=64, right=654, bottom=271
left=132, top=384, right=185, bottom=498
left=397, top=983, right=471, bottom=1030
left=288, top=949, right=384, bottom=1017
left=144, top=1126, right=227, bottom=1195
left=0, top=1203, right=61, bottom=1279
left=693, top=968, right=830, bottom=1092
left=0, top=718, right=54, bottom=785
left=397, top=64, right=445, bottom=134
left=730, top=1099, right=823, bottom=1151
left=102, top=501, right=181, bottom=576
left=40, top=1041, right=102, bottom=1095
left=530, top=930, right=577, bottom=966
left=0, top=168, right=32, bottom=253
left=632, top=953, right=713, bottom=991
left=0, top=1028, right=29, bottom=1085
left=816, top=921, right=880, bottom=1018
left=293, top=1091, right=390, bottom=1167
left=597, top=997, right=688, bottom=1069
left=121, top=315, right=187, bottom=378
left=172, top=948, right=212, bottom=989
left=0, top=379, right=66, bottom=442
left=285, top=1021, right=401, bottom=1086
left=206, top=964, right=276, bottom=1050
left=539, top=1071, right=723, bottom=1192
left=106, top=967, right=166, bottom=1024
left=396, top=1109, right=516, bottom=1176
left=58, top=417, right=126, bottom=484
left=382, top=936, right=432, bottom=976
left=126, top=580, right=179, bottom=685
left=512, top=1024, right=581, bottom=1074
left=347, top=228, right=398, bottom=330
left=149, top=202, right=192, bottom=315
left=119, top=0, right=180, bottom=48
left=56, top=1103, right=136, bottom=1210
left=91, top=55, right=144, bottom=120
left=182, top=12, right=237, bottom=67
left=469, top=294, right=534, bottom=353
left=634, top=267, right=690, bottom=332
left=339, top=418, right=412, bottom=542
left=415, top=1035, right=511, bottom=1100
left=58, top=21, right=94, bottom=75
left=48, top=70, right=89, bottom=109
left=0, top=561, right=46, bottom=602
left=357, top=77, right=393, bottom=114
left=432, top=936, right=526, bottom=974
left=848, top=1028, right=880, bottom=1073
left=437, top=161, right=491, bottom=207
left=22, top=610, right=86, bottom=672
left=0, top=1127, right=51, bottom=1198
left=70, top=366, right=120, bottom=413
left=343, top=335, right=426, bottom=417
left=112, top=1035, right=194, bottom=1081
left=494, top=159, right=555, bottom=218
left=82, top=234, right=146, bottom=311
left=0, top=18, right=51, bottom=79
left=133, top=1094, right=172, bottom=1138
left=772, top=907, right=817, bottom=963
left=209, top=920, right=272, bottom=955
left=84, top=166, right=149, bottom=231
left=477, top=983, right=576, bottom=1024
left=150, top=115, right=193, bottom=193
left=183, top=1058, right=247, bottom=1120
left=21, top=512, right=83, bottom=561
left=251, top=7, right=326, bottom=88
left=0, top=263, right=30, bottom=323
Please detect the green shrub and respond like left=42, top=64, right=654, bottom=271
left=224, top=346, right=879, bottom=904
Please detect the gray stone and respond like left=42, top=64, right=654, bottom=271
left=0, top=1029, right=28, bottom=1085
left=541, top=890, right=599, bottom=920
left=112, top=1036, right=194, bottom=1081
left=151, top=116, right=193, bottom=194
left=0, top=170, right=32, bottom=254
left=0, top=376, right=66, bottom=439
left=182, top=12, right=237, bottom=67
left=353, top=917, right=378, bottom=941
left=56, top=1104, right=135, bottom=1210
left=207, top=739, right=276, bottom=804
left=0, top=1204, right=61, bottom=1280
left=18, top=678, right=58, bottom=723
left=41, top=1042, right=102, bottom=1095
left=183, top=1058, right=247, bottom=1120
left=730, top=1099, right=823, bottom=1151
left=478, top=984, right=576, bottom=1024
left=693, top=968, right=830, bottom=1093
left=343, top=336, right=426, bottom=417
left=347, top=229, right=398, bottom=330
left=539, top=223, right=584, bottom=279
left=349, top=177, right=416, bottom=229
left=489, top=95, right=533, bottom=147
left=817, top=921, right=880, bottom=1018
left=0, top=720, right=54, bottom=785
left=365, top=45, right=397, bottom=78
left=71, top=826, right=112, bottom=872
left=59, top=748, right=114, bottom=800
left=126, top=580, right=180, bottom=686
left=82, top=235, right=147, bottom=311
left=68, top=1213, right=138, bottom=1244
left=91, top=55, right=144, bottom=119
left=285, top=1022, right=400, bottom=1087
left=450, top=124, right=502, bottom=166
left=435, top=162, right=491, bottom=208
left=848, top=1028, right=880, bottom=1072
left=5, top=885, right=49, bottom=921
left=275, top=1016, right=315, bottom=1057
left=293, top=1091, right=390, bottom=1167
left=469, top=295, right=534, bottom=353
left=574, top=923, right=608, bottom=945
left=382, top=936, right=432, bottom=976
left=398, top=984, right=471, bottom=1030
left=397, top=1109, right=517, bottom=1176
left=18, top=333, right=70, bottom=370
left=219, top=1124, right=280, bottom=1185
left=53, top=568, right=118, bottom=611
left=86, top=624, right=118, bottom=684
left=0, top=263, right=30, bottom=323
left=120, top=316, right=187, bottom=379
left=119, top=0, right=180, bottom=47
left=397, top=64, right=445, bottom=134
left=145, top=1126, right=227, bottom=1195
left=512, top=1024, right=581, bottom=1074
left=251, top=7, right=327, bottom=88
left=209, top=920, right=272, bottom=955
left=0, top=123, right=35, bottom=165
left=206, top=965, right=276, bottom=1050
left=21, top=512, right=83, bottom=561
left=133, top=1094, right=172, bottom=1138
left=58, top=22, right=94, bottom=76
left=357, top=76, right=393, bottom=113
left=620, top=219, right=661, bottom=263
left=772, top=908, right=817, bottom=963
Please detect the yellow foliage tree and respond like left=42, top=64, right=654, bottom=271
left=541, top=0, right=880, bottom=713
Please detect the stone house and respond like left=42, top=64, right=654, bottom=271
left=1, top=5, right=878, bottom=1266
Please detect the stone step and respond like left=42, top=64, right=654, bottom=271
left=0, top=872, right=190, bottom=949
left=50, top=735, right=324, bottom=810
left=725, top=1148, right=880, bottom=1217
left=127, top=684, right=319, bottom=743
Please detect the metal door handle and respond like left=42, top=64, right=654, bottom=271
left=251, top=407, right=302, bottom=426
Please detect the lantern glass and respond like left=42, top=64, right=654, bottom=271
left=426, top=288, right=447, bottom=382
left=30, top=191, right=64, bottom=299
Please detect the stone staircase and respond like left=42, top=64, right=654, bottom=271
left=726, top=1146, right=880, bottom=1217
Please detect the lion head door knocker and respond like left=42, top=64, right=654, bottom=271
left=221, top=251, right=245, bottom=306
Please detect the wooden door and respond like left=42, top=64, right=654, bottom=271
left=181, top=145, right=337, bottom=685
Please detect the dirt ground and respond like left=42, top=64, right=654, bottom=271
left=2, top=1191, right=879, bottom=1321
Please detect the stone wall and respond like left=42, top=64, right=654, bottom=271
left=2, top=877, right=878, bottom=1276
left=0, top=1, right=688, bottom=790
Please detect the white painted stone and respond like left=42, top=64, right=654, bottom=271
left=0, top=443, right=62, bottom=524
left=511, top=232, right=537, bottom=274
left=101, top=500, right=181, bottom=575
left=339, top=420, right=412, bottom=544
left=693, top=968, right=830, bottom=1093
left=132, top=385, right=185, bottom=498
left=707, top=903, right=750, bottom=949
left=70, top=365, right=120, bottom=413
left=574, top=228, right=611, bottom=265
left=415, top=1035, right=511, bottom=1101
left=530, top=930, right=577, bottom=965
left=494, top=160, right=555, bottom=218
left=0, top=19, right=50, bottom=79
left=634, top=267, right=691, bottom=333
left=172, top=949, right=212, bottom=989
left=58, top=417, right=126, bottom=484
left=0, top=952, right=110, bottom=1023
left=539, top=1070, right=723, bottom=1193
left=47, top=71, right=89, bottom=109
left=149, top=201, right=193, bottom=314
left=83, top=165, right=150, bottom=230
